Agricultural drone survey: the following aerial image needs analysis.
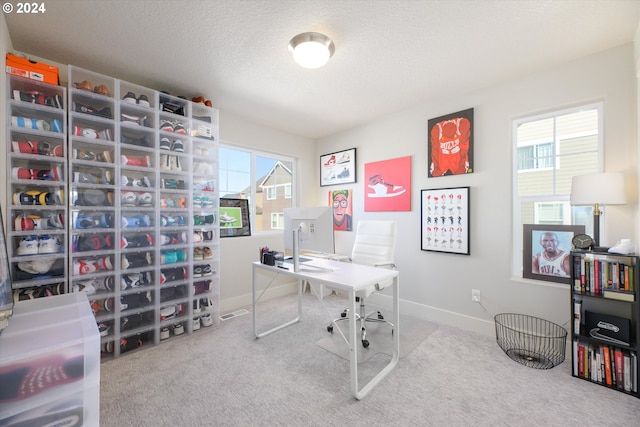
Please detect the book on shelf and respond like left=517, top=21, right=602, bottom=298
left=602, top=289, right=635, bottom=302
left=603, top=344, right=613, bottom=386
left=573, top=299, right=582, bottom=335
left=615, top=348, right=624, bottom=390
left=624, top=352, right=631, bottom=392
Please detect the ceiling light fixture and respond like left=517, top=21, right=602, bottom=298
left=288, top=32, right=335, bottom=69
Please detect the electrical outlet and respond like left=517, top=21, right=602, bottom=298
left=472, top=289, right=481, bottom=302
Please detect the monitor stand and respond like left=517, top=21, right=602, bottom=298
left=292, top=227, right=300, bottom=272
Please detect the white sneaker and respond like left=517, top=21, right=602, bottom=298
left=201, top=313, right=213, bottom=327
left=160, top=328, right=170, bottom=340
left=193, top=317, right=201, bottom=331
left=172, top=322, right=184, bottom=336
left=608, top=239, right=635, bottom=255
left=38, top=235, right=62, bottom=254
left=16, top=236, right=38, bottom=255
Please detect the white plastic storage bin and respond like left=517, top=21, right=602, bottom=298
left=0, top=292, right=100, bottom=426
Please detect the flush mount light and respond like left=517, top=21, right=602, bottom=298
left=288, top=32, right=335, bottom=69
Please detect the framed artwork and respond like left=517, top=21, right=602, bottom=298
left=428, top=108, right=474, bottom=177
left=523, top=224, right=585, bottom=284
left=219, top=198, right=251, bottom=238
left=328, top=189, right=353, bottom=231
left=421, top=187, right=470, bottom=255
left=364, top=155, right=411, bottom=212
left=0, top=207, right=13, bottom=335
left=320, top=148, right=356, bottom=186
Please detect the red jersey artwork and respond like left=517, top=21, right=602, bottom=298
left=428, top=108, right=473, bottom=177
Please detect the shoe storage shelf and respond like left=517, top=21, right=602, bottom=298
left=570, top=251, right=639, bottom=398
left=0, top=292, right=100, bottom=426
left=67, top=65, right=220, bottom=359
left=6, top=74, right=68, bottom=302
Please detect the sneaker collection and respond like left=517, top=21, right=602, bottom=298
left=160, top=196, right=186, bottom=209
left=160, top=250, right=186, bottom=265
left=75, top=212, right=113, bottom=229
left=73, top=234, right=114, bottom=252
left=121, top=174, right=152, bottom=188
left=13, top=165, right=64, bottom=181
left=12, top=116, right=63, bottom=133
left=73, top=80, right=111, bottom=97
left=159, top=137, right=184, bottom=152
left=121, top=252, right=153, bottom=269
left=73, top=125, right=112, bottom=140
left=73, top=170, right=113, bottom=185
left=14, top=213, right=64, bottom=231
left=12, top=140, right=64, bottom=157
left=160, top=154, right=182, bottom=171
left=72, top=102, right=112, bottom=119
left=121, top=191, right=153, bottom=207
left=74, top=189, right=114, bottom=206
left=16, top=235, right=63, bottom=255
left=13, top=89, right=64, bottom=109
left=13, top=189, right=64, bottom=206
left=122, top=91, right=150, bottom=107
left=121, top=233, right=154, bottom=249
left=73, top=256, right=113, bottom=275
left=122, top=214, right=152, bottom=228
left=121, top=154, right=151, bottom=168
left=72, top=148, right=113, bottom=163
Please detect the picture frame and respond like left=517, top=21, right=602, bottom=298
left=427, top=108, right=474, bottom=177
left=219, top=198, right=251, bottom=238
left=420, top=187, right=470, bottom=255
left=523, top=224, right=585, bottom=284
left=320, top=148, right=356, bottom=186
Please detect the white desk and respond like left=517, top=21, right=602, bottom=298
left=252, top=258, right=399, bottom=400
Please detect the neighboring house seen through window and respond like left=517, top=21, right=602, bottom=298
left=219, top=144, right=295, bottom=233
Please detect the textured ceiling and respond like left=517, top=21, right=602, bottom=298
left=5, top=0, right=640, bottom=139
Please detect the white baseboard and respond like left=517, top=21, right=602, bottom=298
left=364, top=293, right=496, bottom=338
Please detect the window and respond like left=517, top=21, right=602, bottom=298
left=219, top=144, right=295, bottom=233
left=512, top=103, right=602, bottom=277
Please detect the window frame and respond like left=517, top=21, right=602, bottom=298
left=511, top=102, right=603, bottom=281
left=219, top=141, right=297, bottom=235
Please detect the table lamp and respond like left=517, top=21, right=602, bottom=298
left=570, top=172, right=627, bottom=249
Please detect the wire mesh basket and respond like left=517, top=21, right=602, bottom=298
left=494, top=313, right=567, bottom=369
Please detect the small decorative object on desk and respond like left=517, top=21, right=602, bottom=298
left=608, top=239, right=635, bottom=255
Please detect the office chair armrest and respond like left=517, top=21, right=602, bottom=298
left=331, top=255, right=352, bottom=262
left=373, top=262, right=396, bottom=269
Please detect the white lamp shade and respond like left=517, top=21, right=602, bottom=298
left=570, top=172, right=627, bottom=206
left=289, top=32, right=335, bottom=69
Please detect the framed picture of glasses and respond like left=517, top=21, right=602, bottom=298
left=320, top=148, right=356, bottom=186
left=220, top=198, right=251, bottom=238
left=421, top=187, right=470, bottom=255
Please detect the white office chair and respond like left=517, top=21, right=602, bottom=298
left=326, top=220, right=397, bottom=348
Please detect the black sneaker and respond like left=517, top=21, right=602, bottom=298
left=122, top=91, right=137, bottom=104
left=137, top=94, right=150, bottom=108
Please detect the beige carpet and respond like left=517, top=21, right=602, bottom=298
left=316, top=309, right=440, bottom=362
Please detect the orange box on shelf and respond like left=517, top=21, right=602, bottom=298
left=6, top=53, right=59, bottom=85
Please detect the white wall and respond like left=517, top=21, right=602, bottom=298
left=316, top=44, right=638, bottom=337
left=218, top=111, right=316, bottom=311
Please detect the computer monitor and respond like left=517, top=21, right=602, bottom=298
left=283, top=206, right=335, bottom=257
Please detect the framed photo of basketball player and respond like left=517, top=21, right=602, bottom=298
left=420, top=187, right=470, bottom=255
left=427, top=108, right=474, bottom=177
left=320, top=148, right=356, bottom=186
left=523, top=224, right=584, bottom=284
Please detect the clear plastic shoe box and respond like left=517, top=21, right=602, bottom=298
left=0, top=292, right=99, bottom=426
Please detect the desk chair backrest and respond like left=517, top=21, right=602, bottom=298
left=351, top=220, right=397, bottom=268
left=351, top=220, right=397, bottom=297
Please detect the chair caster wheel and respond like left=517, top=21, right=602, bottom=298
left=327, top=325, right=333, bottom=333
left=362, top=340, right=369, bottom=348
left=340, top=311, right=347, bottom=318
left=377, top=312, right=384, bottom=320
